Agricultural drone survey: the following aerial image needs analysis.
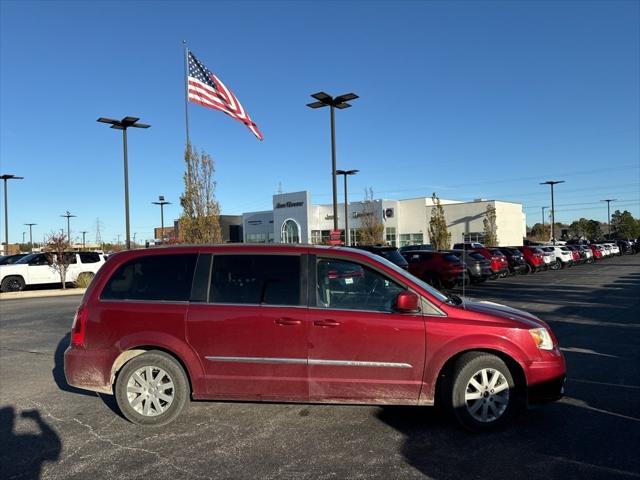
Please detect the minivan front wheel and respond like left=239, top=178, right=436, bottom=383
left=115, top=351, right=189, bottom=426
left=447, top=353, right=520, bottom=432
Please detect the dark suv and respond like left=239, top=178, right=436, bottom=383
left=447, top=250, right=492, bottom=283
left=498, top=248, right=528, bottom=275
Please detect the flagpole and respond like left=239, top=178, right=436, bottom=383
left=183, top=40, right=191, bottom=148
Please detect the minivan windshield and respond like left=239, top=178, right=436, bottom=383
left=369, top=252, right=448, bottom=303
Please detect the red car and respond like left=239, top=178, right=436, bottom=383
left=517, top=246, right=545, bottom=273
left=64, top=245, right=565, bottom=431
left=488, top=249, right=509, bottom=278
left=587, top=244, right=603, bottom=259
left=401, top=250, right=467, bottom=288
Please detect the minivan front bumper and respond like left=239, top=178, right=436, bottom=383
left=526, top=350, right=566, bottom=404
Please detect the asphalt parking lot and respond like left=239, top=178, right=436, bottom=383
left=1, top=254, right=639, bottom=480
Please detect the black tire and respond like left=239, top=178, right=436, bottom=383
left=1, top=275, right=25, bottom=292
left=524, top=264, right=533, bottom=274
left=115, top=351, right=189, bottom=426
left=446, top=352, right=521, bottom=432
left=550, top=261, right=560, bottom=271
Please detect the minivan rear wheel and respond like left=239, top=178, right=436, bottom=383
left=447, top=352, right=521, bottom=432
left=115, top=351, right=189, bottom=426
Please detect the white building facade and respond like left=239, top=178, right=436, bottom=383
left=242, top=191, right=526, bottom=247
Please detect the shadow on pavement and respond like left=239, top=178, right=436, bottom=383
left=378, top=260, right=640, bottom=479
left=0, top=406, right=62, bottom=480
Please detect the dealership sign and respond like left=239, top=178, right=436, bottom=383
left=276, top=201, right=304, bottom=209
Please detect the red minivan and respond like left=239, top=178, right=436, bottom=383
left=64, top=245, right=565, bottom=431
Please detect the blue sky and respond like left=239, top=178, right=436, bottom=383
left=1, top=0, right=638, bottom=244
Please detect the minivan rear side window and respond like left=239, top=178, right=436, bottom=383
left=101, top=254, right=197, bottom=302
left=210, top=255, right=301, bottom=306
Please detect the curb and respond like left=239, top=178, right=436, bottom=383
left=0, top=288, right=86, bottom=300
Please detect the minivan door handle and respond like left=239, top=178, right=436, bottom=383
left=274, top=318, right=301, bottom=326
left=314, top=319, right=341, bottom=327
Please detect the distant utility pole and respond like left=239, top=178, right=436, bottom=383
left=600, top=199, right=617, bottom=238
left=81, top=231, right=88, bottom=249
left=22, top=232, right=25, bottom=244
left=60, top=211, right=76, bottom=241
left=95, top=218, right=101, bottom=244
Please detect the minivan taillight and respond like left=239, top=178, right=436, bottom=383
left=71, top=305, right=88, bottom=346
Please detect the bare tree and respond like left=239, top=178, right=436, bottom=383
left=179, top=143, right=223, bottom=244
left=358, top=188, right=384, bottom=245
left=483, top=203, right=498, bottom=246
left=45, top=232, right=72, bottom=290
left=428, top=193, right=451, bottom=250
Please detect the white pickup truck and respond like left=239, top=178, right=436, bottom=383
left=0, top=251, right=105, bottom=292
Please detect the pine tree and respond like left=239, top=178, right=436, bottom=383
left=428, top=193, right=451, bottom=250
left=178, top=143, right=223, bottom=244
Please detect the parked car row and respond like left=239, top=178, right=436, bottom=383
left=357, top=239, right=636, bottom=290
left=0, top=251, right=107, bottom=292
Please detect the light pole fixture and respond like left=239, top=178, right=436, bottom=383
left=336, top=169, right=359, bottom=246
left=601, top=199, right=617, bottom=239
left=307, top=91, right=359, bottom=232
left=152, top=195, right=171, bottom=244
left=81, top=231, right=88, bottom=249
left=1, top=174, right=24, bottom=254
left=540, top=180, right=565, bottom=245
left=98, top=116, right=151, bottom=250
left=61, top=211, right=76, bottom=241
left=24, top=223, right=36, bottom=251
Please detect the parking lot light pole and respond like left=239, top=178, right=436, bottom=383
left=540, top=180, right=565, bottom=245
left=81, top=231, right=88, bottom=249
left=61, top=211, right=76, bottom=242
left=336, top=169, right=359, bottom=246
left=24, top=223, right=36, bottom=251
left=97, top=116, right=151, bottom=250
left=600, top=199, right=617, bottom=239
left=1, top=174, right=24, bottom=255
left=152, top=196, right=171, bottom=244
left=307, top=92, right=358, bottom=232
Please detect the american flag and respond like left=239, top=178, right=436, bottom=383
left=187, top=51, right=263, bottom=141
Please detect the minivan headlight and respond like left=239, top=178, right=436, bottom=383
left=529, top=328, right=553, bottom=350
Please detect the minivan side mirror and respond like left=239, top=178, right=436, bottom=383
left=396, top=291, right=420, bottom=313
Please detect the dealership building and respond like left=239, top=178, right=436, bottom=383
left=242, top=191, right=526, bottom=247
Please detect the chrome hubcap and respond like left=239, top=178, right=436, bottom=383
left=465, top=368, right=510, bottom=422
left=126, top=366, right=174, bottom=416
